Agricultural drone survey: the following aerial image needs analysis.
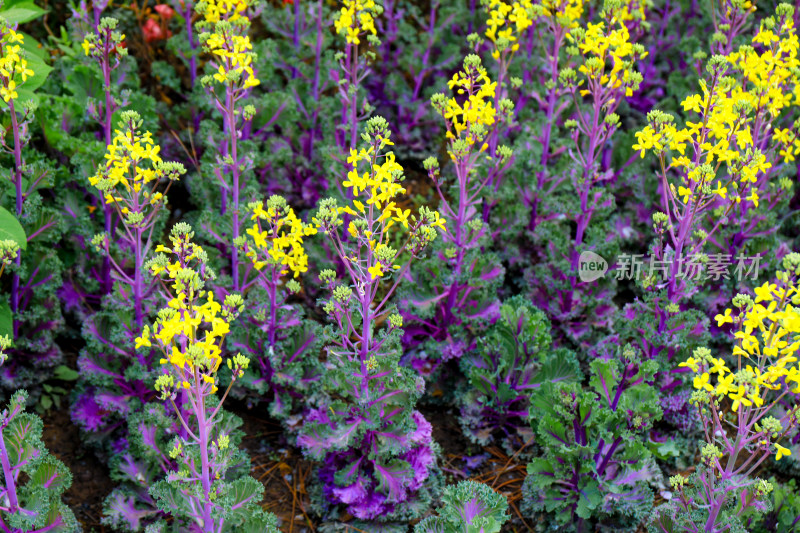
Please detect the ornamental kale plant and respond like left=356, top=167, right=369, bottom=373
left=458, top=295, right=580, bottom=450
left=195, top=0, right=261, bottom=291
left=526, top=0, right=645, bottom=347
left=523, top=346, right=662, bottom=529
left=414, top=480, right=509, bottom=533
left=72, top=112, right=184, bottom=435
left=651, top=253, right=800, bottom=533
left=298, top=116, right=446, bottom=525
left=229, top=195, right=320, bottom=422
left=137, top=223, right=279, bottom=532
left=0, top=10, right=65, bottom=394
left=401, top=53, right=512, bottom=373
left=0, top=388, right=78, bottom=532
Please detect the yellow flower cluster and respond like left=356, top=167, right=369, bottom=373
left=434, top=55, right=499, bottom=155
left=568, top=14, right=646, bottom=98
left=204, top=29, right=260, bottom=90
left=333, top=0, right=378, bottom=45
left=0, top=27, right=33, bottom=103
left=539, top=0, right=584, bottom=27
left=200, top=0, right=250, bottom=24
left=680, top=255, right=800, bottom=459
left=89, top=112, right=182, bottom=216
left=634, top=5, right=800, bottom=211
left=314, top=117, right=445, bottom=281
left=244, top=196, right=317, bottom=278
left=137, top=225, right=244, bottom=393
left=633, top=75, right=769, bottom=208
left=484, top=0, right=534, bottom=60
left=728, top=7, right=800, bottom=161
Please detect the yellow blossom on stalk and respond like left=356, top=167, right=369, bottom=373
left=202, top=26, right=260, bottom=90
left=725, top=4, right=800, bottom=163
left=538, top=0, right=585, bottom=27
left=334, top=0, right=379, bottom=45
left=567, top=10, right=646, bottom=97
left=432, top=55, right=512, bottom=160
left=138, top=224, right=246, bottom=396
left=0, top=25, right=33, bottom=103
left=199, top=0, right=250, bottom=24
left=727, top=7, right=800, bottom=119
left=88, top=111, right=183, bottom=214
left=243, top=196, right=317, bottom=277
left=681, top=252, right=800, bottom=460
left=636, top=4, right=800, bottom=221
left=484, top=0, right=534, bottom=60
left=313, top=117, right=446, bottom=282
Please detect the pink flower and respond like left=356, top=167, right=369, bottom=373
left=142, top=18, right=172, bottom=43
left=154, top=4, right=175, bottom=20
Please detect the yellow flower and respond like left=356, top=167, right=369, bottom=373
left=693, top=372, right=714, bottom=392
left=775, top=442, right=791, bottom=461
left=715, top=308, right=734, bottom=327
left=368, top=262, right=383, bottom=280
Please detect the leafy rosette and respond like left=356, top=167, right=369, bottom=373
left=523, top=348, right=662, bottom=528
left=458, top=296, right=580, bottom=450
left=0, top=390, right=79, bottom=532
left=414, top=480, right=510, bottom=533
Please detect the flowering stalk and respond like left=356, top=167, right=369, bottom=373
left=651, top=253, right=800, bottom=532
left=520, top=0, right=581, bottom=232
left=197, top=0, right=260, bottom=290
left=231, top=195, right=318, bottom=415
left=140, top=224, right=279, bottom=532
left=401, top=54, right=512, bottom=369
left=332, top=0, right=380, bottom=195
left=630, top=4, right=798, bottom=363
left=531, top=2, right=644, bottom=345
left=81, top=18, right=129, bottom=295
left=88, top=111, right=185, bottom=332
left=72, top=113, right=184, bottom=517
left=299, top=116, right=446, bottom=522
left=482, top=0, right=533, bottom=168
left=0, top=20, right=34, bottom=339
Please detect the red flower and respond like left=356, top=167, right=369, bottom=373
left=142, top=18, right=172, bottom=43
left=154, top=4, right=175, bottom=20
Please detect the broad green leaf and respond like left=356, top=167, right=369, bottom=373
left=19, top=31, right=46, bottom=58
left=0, top=2, right=46, bottom=24
left=19, top=50, right=52, bottom=92
left=0, top=206, right=26, bottom=250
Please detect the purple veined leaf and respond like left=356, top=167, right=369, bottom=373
left=373, top=459, right=414, bottom=504
left=70, top=392, right=109, bottom=431
left=333, top=476, right=369, bottom=505
left=104, top=490, right=158, bottom=530
left=297, top=418, right=363, bottom=460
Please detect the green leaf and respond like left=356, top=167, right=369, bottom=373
left=0, top=2, right=46, bottom=24
left=19, top=31, right=46, bottom=58
left=19, top=50, right=52, bottom=92
left=53, top=365, right=79, bottom=381
left=0, top=206, right=26, bottom=250
left=40, top=395, right=52, bottom=410
left=0, top=300, right=11, bottom=337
